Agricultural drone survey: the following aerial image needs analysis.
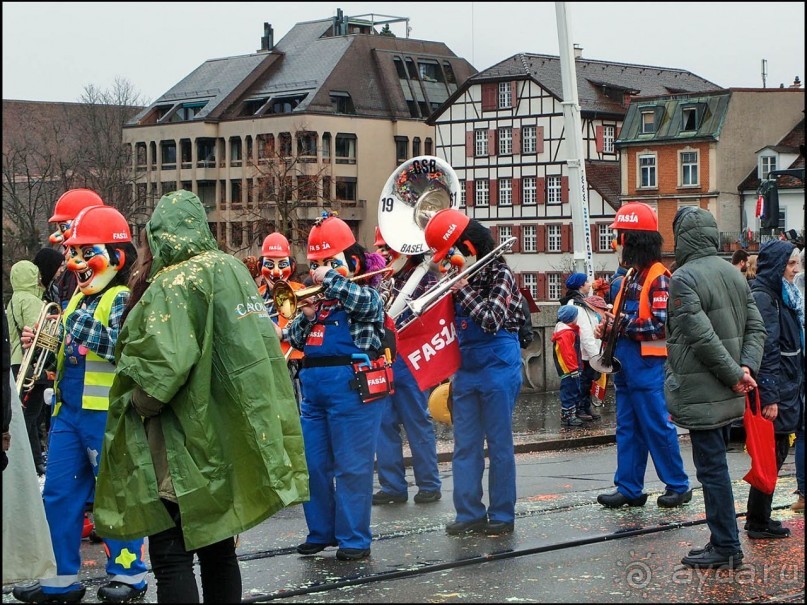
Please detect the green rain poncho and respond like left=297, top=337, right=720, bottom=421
left=94, top=190, right=308, bottom=550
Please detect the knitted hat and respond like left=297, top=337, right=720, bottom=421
left=33, top=247, right=65, bottom=288
left=584, top=295, right=612, bottom=311
left=557, top=305, right=579, bottom=324
left=565, top=272, right=588, bottom=289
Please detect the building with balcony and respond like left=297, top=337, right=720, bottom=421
left=122, top=10, right=475, bottom=259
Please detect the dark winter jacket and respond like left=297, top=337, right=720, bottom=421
left=665, top=207, right=767, bottom=429
left=750, top=239, right=804, bottom=434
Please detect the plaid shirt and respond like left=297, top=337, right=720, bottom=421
left=453, top=258, right=524, bottom=334
left=62, top=290, right=129, bottom=363
left=286, top=269, right=385, bottom=353
left=619, top=267, right=669, bottom=342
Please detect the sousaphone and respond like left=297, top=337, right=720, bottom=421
left=377, top=156, right=460, bottom=256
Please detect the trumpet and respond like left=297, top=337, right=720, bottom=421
left=589, top=268, right=634, bottom=374
left=272, top=267, right=394, bottom=320
left=397, top=236, right=517, bottom=330
left=16, top=302, right=62, bottom=396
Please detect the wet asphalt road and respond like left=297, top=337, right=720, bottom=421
left=4, top=432, right=803, bottom=603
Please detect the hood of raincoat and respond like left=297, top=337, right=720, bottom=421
left=672, top=206, right=719, bottom=267
left=94, top=191, right=308, bottom=550
left=146, top=189, right=218, bottom=279
left=9, top=261, right=44, bottom=298
left=753, top=239, right=795, bottom=293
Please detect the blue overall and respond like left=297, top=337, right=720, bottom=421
left=451, top=303, right=522, bottom=524
left=299, top=305, right=386, bottom=550
left=375, top=355, right=441, bottom=497
left=612, top=338, right=689, bottom=500
left=41, top=340, right=147, bottom=594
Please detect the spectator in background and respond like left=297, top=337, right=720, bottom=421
left=242, top=255, right=263, bottom=289
left=551, top=305, right=583, bottom=428
left=747, top=240, right=804, bottom=530
left=746, top=254, right=758, bottom=281
left=731, top=249, right=749, bottom=276
left=793, top=247, right=805, bottom=513
left=2, top=308, right=11, bottom=472
left=5, top=259, right=47, bottom=475
left=561, top=273, right=601, bottom=422
left=666, top=207, right=765, bottom=569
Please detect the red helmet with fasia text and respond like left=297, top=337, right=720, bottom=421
left=49, top=188, right=105, bottom=223
left=609, top=202, right=658, bottom=232
left=63, top=206, right=132, bottom=246
left=307, top=214, right=356, bottom=260
left=261, top=232, right=291, bottom=257
left=423, top=208, right=470, bottom=262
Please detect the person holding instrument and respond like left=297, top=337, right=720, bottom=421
left=372, top=227, right=442, bottom=506
left=594, top=202, right=691, bottom=510
left=277, top=212, right=392, bottom=561
left=423, top=209, right=524, bottom=536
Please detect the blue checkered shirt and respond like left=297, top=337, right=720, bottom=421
left=62, top=290, right=129, bottom=363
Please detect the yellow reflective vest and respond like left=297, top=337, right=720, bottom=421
left=54, top=285, right=128, bottom=415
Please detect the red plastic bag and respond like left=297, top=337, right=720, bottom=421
left=742, top=390, right=778, bottom=495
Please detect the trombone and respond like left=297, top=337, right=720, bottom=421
left=396, top=236, right=517, bottom=331
left=16, top=302, right=62, bottom=396
left=272, top=267, right=394, bottom=320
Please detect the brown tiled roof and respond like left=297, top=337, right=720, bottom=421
left=738, top=118, right=806, bottom=190
left=585, top=161, right=621, bottom=210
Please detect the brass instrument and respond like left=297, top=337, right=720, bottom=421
left=377, top=156, right=460, bottom=317
left=272, top=267, right=394, bottom=320
left=16, top=302, right=62, bottom=396
left=589, top=268, right=634, bottom=374
left=397, top=236, right=518, bottom=330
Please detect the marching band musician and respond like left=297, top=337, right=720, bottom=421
left=423, top=209, right=525, bottom=536
left=259, top=232, right=305, bottom=404
left=13, top=205, right=148, bottom=604
left=371, top=227, right=442, bottom=506
left=594, top=202, right=691, bottom=510
left=276, top=213, right=391, bottom=561
left=47, top=189, right=105, bottom=311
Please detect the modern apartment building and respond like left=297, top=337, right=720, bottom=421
left=121, top=10, right=475, bottom=260
left=428, top=49, right=720, bottom=301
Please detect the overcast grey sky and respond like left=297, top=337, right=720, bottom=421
left=3, top=2, right=804, bottom=104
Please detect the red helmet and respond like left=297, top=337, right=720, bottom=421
left=307, top=215, right=356, bottom=260
left=261, top=232, right=291, bottom=257
left=373, top=226, right=387, bottom=248
left=64, top=206, right=131, bottom=246
left=424, top=209, right=470, bottom=262
left=49, top=188, right=105, bottom=223
left=609, top=202, right=658, bottom=232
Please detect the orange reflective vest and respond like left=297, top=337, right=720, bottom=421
left=612, top=262, right=670, bottom=357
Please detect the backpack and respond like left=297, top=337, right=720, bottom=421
left=518, top=296, right=534, bottom=349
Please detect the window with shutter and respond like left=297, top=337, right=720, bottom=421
left=482, top=83, right=497, bottom=111
left=595, top=126, right=604, bottom=153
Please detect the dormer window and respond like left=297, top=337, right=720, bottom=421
left=330, top=91, right=355, bottom=114
left=641, top=111, right=656, bottom=134
left=760, top=155, right=777, bottom=180
left=682, top=107, right=698, bottom=131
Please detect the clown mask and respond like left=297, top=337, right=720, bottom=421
left=309, top=251, right=352, bottom=279
left=66, top=244, right=122, bottom=295
left=375, top=245, right=408, bottom=275
left=49, top=221, right=72, bottom=246
left=261, top=256, right=293, bottom=286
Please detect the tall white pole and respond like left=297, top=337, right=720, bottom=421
left=555, top=2, right=593, bottom=279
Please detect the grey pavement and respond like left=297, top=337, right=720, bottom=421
left=4, top=388, right=804, bottom=603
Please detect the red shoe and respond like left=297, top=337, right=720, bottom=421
left=82, top=513, right=94, bottom=539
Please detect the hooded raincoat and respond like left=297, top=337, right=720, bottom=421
left=665, top=207, right=766, bottom=429
left=94, top=190, right=308, bottom=550
left=6, top=260, right=45, bottom=365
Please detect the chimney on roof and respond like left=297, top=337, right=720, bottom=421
left=259, top=22, right=274, bottom=52
left=573, top=44, right=583, bottom=59
left=790, top=76, right=802, bottom=88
